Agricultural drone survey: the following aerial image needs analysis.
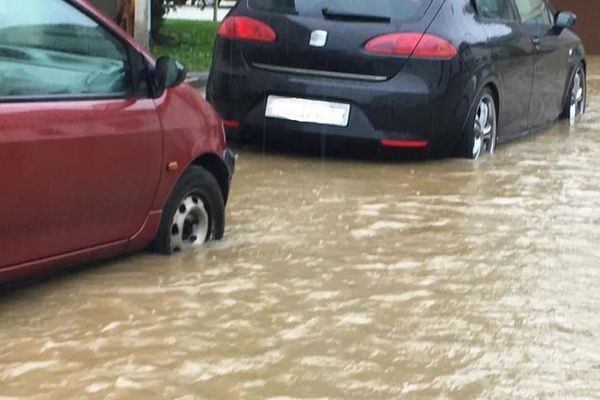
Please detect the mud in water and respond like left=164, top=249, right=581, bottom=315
left=1, top=58, right=600, bottom=399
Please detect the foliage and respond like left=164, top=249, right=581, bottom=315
left=151, top=0, right=211, bottom=41
left=151, top=20, right=219, bottom=71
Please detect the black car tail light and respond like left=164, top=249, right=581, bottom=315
left=365, top=32, right=457, bottom=59
left=217, top=16, right=277, bottom=42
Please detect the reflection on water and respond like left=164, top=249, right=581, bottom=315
left=1, top=58, right=600, bottom=399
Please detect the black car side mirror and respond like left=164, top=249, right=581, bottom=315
left=154, top=56, right=187, bottom=95
left=554, top=11, right=577, bottom=32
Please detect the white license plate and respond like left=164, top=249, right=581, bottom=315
left=265, top=96, right=350, bottom=127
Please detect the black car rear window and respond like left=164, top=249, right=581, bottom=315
left=248, top=0, right=434, bottom=21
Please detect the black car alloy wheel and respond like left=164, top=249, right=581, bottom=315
left=458, top=88, right=497, bottom=160
left=567, top=65, right=586, bottom=123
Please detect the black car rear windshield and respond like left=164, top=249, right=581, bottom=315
left=248, top=0, right=434, bottom=21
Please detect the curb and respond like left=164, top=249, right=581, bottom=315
left=186, top=71, right=210, bottom=88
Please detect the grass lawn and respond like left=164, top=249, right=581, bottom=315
left=151, top=20, right=219, bottom=72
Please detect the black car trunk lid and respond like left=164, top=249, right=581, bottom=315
left=237, top=0, right=441, bottom=80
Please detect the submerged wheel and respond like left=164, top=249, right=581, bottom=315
left=153, top=166, right=225, bottom=255
left=457, top=88, right=497, bottom=160
left=563, top=65, right=586, bottom=122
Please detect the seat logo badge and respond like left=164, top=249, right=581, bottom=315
left=309, top=30, right=328, bottom=47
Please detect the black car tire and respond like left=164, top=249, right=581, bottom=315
left=456, top=87, right=498, bottom=160
left=562, top=64, right=586, bottom=121
left=153, top=166, right=225, bottom=255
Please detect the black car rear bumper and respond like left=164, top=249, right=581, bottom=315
left=208, top=52, right=471, bottom=157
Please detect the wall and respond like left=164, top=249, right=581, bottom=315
left=551, top=0, right=600, bottom=55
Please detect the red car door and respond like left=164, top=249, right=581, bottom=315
left=0, top=0, right=162, bottom=268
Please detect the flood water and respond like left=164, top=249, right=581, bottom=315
left=2, top=58, right=600, bottom=399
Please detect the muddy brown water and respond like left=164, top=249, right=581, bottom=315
left=2, top=58, right=600, bottom=399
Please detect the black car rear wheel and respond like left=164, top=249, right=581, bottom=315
left=153, top=166, right=225, bottom=255
left=457, top=88, right=497, bottom=160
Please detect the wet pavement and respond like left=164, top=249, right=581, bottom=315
left=2, top=58, right=600, bottom=399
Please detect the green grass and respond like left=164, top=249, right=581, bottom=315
left=151, top=20, right=219, bottom=71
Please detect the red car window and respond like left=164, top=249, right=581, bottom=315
left=0, top=0, right=131, bottom=98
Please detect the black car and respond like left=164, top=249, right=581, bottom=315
left=207, top=0, right=586, bottom=159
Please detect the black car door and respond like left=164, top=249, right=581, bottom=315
left=475, top=0, right=535, bottom=139
left=513, top=0, right=570, bottom=128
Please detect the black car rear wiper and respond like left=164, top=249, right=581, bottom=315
left=322, top=8, right=391, bottom=23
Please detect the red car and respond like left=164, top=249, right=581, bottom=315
left=0, top=0, right=235, bottom=281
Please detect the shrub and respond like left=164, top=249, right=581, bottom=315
left=151, top=0, right=207, bottom=42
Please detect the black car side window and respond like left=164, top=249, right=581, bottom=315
left=0, top=0, right=132, bottom=99
left=476, top=0, right=518, bottom=21
left=513, top=0, right=554, bottom=25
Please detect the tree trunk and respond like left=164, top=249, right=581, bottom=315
left=117, top=0, right=135, bottom=35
